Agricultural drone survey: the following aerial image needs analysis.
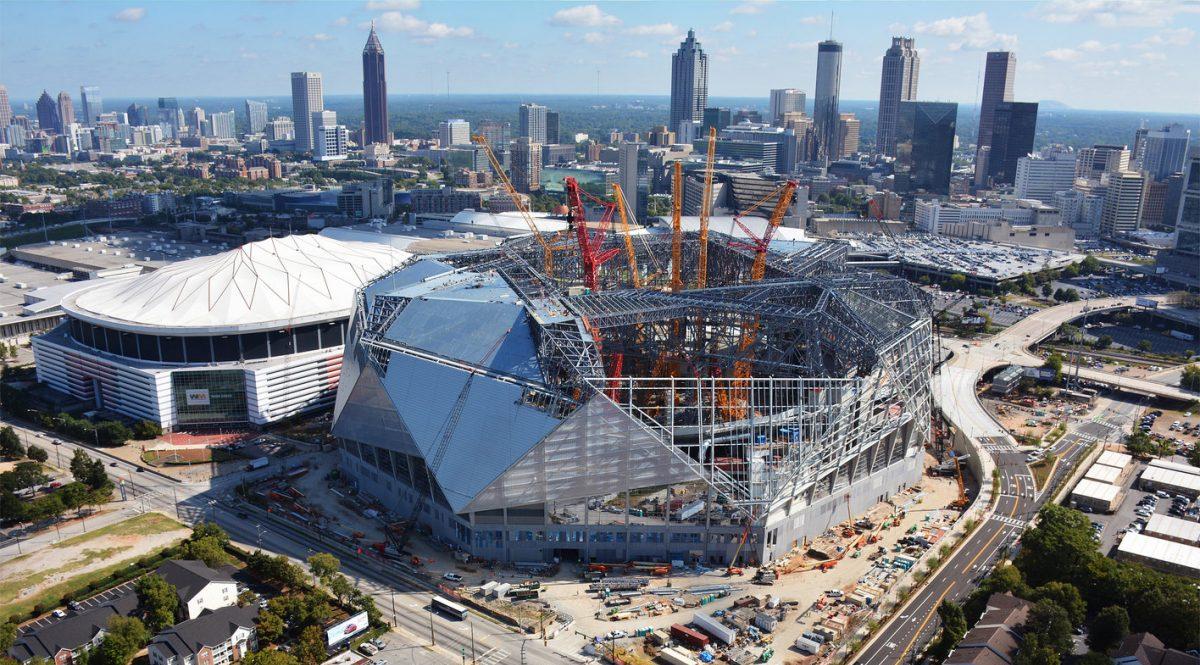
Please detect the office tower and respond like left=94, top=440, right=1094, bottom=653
left=877, top=37, right=920, bottom=157
left=245, top=100, right=268, bottom=134
left=36, top=91, right=60, bottom=132
left=1132, top=125, right=1150, bottom=164
left=1140, top=123, right=1191, bottom=181
left=813, top=40, right=843, bottom=164
left=362, top=24, right=389, bottom=145
left=0, top=85, right=9, bottom=131
left=291, top=71, right=324, bottom=152
left=838, top=114, right=860, bottom=157
left=313, top=111, right=347, bottom=161
left=79, top=86, right=102, bottom=126
left=1014, top=150, right=1077, bottom=203
left=189, top=107, right=207, bottom=136
left=57, top=91, right=75, bottom=129
left=1159, top=155, right=1198, bottom=280
left=476, top=120, right=510, bottom=148
left=266, top=117, right=295, bottom=142
left=157, top=97, right=184, bottom=135
left=1141, top=180, right=1169, bottom=228
left=1161, top=171, right=1186, bottom=230
left=545, top=111, right=560, bottom=145
left=209, top=110, right=236, bottom=139
left=670, top=29, right=708, bottom=131
left=1100, top=170, right=1145, bottom=236
left=126, top=103, right=148, bottom=126
left=702, top=107, right=731, bottom=134
left=439, top=119, right=470, bottom=146
left=618, top=142, right=641, bottom=218
left=768, top=89, right=805, bottom=126
left=519, top=103, right=547, bottom=144
left=895, top=101, right=957, bottom=195
left=1056, top=187, right=1105, bottom=239
left=987, top=101, right=1038, bottom=185
left=1077, top=145, right=1130, bottom=177
left=510, top=136, right=541, bottom=193
left=977, top=51, right=1016, bottom=152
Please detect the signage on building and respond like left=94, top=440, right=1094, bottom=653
left=1135, top=297, right=1158, bottom=309
left=325, top=611, right=369, bottom=646
left=185, top=389, right=211, bottom=406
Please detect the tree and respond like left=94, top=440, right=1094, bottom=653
left=1087, top=605, right=1129, bottom=654
left=1032, top=582, right=1086, bottom=626
left=1138, top=339, right=1153, bottom=353
left=307, top=552, right=340, bottom=584
left=0, top=620, right=16, bottom=653
left=25, top=445, right=47, bottom=463
left=1041, top=284, right=1054, bottom=297
left=1015, top=633, right=1061, bottom=665
left=256, top=610, right=285, bottom=643
left=92, top=616, right=148, bottom=665
left=293, top=625, right=326, bottom=665
left=132, top=420, right=163, bottom=440
left=1024, top=600, right=1077, bottom=657
left=0, top=491, right=26, bottom=523
left=1094, top=335, right=1113, bottom=350
left=928, top=600, right=968, bottom=660
left=1125, top=429, right=1158, bottom=458
left=948, top=273, right=967, bottom=290
left=0, top=427, right=22, bottom=458
left=1077, top=653, right=1113, bottom=665
left=243, top=649, right=299, bottom=665
left=191, top=521, right=231, bottom=546
left=59, top=482, right=90, bottom=514
left=134, top=574, right=179, bottom=632
left=94, top=421, right=132, bottom=447
left=1044, top=353, right=1065, bottom=385
left=238, top=589, right=258, bottom=607
left=1181, top=365, right=1200, bottom=392
left=329, top=575, right=355, bottom=606
left=184, top=536, right=229, bottom=568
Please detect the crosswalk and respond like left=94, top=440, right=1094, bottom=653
left=983, top=443, right=1019, bottom=453
left=475, top=647, right=510, bottom=665
left=990, top=514, right=1028, bottom=529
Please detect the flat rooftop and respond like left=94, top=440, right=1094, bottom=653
left=8, top=231, right=229, bottom=275
left=0, top=261, right=75, bottom=318
left=848, top=232, right=1084, bottom=281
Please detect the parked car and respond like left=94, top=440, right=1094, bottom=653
left=442, top=572, right=464, bottom=583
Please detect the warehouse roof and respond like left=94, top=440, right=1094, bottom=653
left=1147, top=458, right=1200, bottom=477
left=1141, top=466, right=1200, bottom=493
left=1117, top=533, right=1200, bottom=576
left=64, top=235, right=410, bottom=335
left=1071, top=478, right=1122, bottom=502
left=1084, top=463, right=1123, bottom=485
left=1145, top=513, right=1200, bottom=545
left=1096, top=450, right=1133, bottom=470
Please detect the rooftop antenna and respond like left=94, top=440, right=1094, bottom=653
left=828, top=11, right=834, bottom=39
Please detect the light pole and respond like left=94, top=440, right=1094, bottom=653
left=428, top=599, right=436, bottom=647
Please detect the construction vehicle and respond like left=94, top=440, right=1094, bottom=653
left=726, top=515, right=754, bottom=576
left=950, top=454, right=970, bottom=509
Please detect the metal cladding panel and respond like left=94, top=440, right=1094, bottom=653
left=382, top=352, right=560, bottom=512
left=332, top=334, right=363, bottom=420
left=362, top=259, right=453, bottom=303
left=463, top=395, right=701, bottom=513
left=330, top=359, right=422, bottom=457
left=384, top=299, right=542, bottom=380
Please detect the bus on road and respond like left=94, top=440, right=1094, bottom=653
left=432, top=595, right=469, bottom=620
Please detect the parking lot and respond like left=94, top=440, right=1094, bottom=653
left=20, top=579, right=138, bottom=632
left=1079, top=457, right=1200, bottom=554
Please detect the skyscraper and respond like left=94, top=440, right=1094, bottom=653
left=439, top=119, right=470, bottom=146
left=1100, top=170, right=1145, bottom=236
left=1140, top=123, right=1191, bottom=181
left=618, top=142, right=642, bottom=219
left=0, top=85, right=12, bottom=129
left=702, top=107, right=731, bottom=134
left=510, top=136, right=541, bottom=194
left=245, top=100, right=268, bottom=135
left=126, top=103, right=148, bottom=127
left=79, top=86, right=102, bottom=126
left=838, top=113, right=861, bottom=158
left=157, top=97, right=184, bottom=135
left=1014, top=150, right=1077, bottom=204
left=768, top=89, right=805, bottom=126
left=1077, top=145, right=1130, bottom=177
left=476, top=120, right=511, bottom=149
left=987, top=101, right=1038, bottom=185
left=291, top=72, right=324, bottom=152
left=36, top=91, right=60, bottom=132
left=362, top=24, right=388, bottom=146
left=519, top=103, right=547, bottom=144
left=57, top=91, right=75, bottom=129
left=977, top=51, right=1016, bottom=152
left=877, top=37, right=920, bottom=157
left=670, top=29, right=708, bottom=133
left=189, top=107, right=207, bottom=136
left=1158, top=155, right=1198, bottom=281
left=895, top=101, right=957, bottom=195
left=545, top=111, right=560, bottom=145
left=813, top=40, right=843, bottom=165
left=210, top=110, right=236, bottom=139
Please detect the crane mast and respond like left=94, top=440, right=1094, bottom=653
left=696, top=126, right=717, bottom=288
left=670, top=161, right=683, bottom=292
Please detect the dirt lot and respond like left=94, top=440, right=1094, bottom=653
left=983, top=394, right=1094, bottom=446
left=0, top=512, right=188, bottom=618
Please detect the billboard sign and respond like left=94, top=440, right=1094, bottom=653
left=325, top=611, right=369, bottom=646
left=1135, top=297, right=1158, bottom=309
left=185, top=389, right=211, bottom=406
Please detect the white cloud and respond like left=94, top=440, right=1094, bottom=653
left=625, top=22, right=677, bottom=36
left=798, top=15, right=824, bottom=26
left=548, top=4, right=620, bottom=27
left=1141, top=51, right=1167, bottom=61
left=1045, top=47, right=1082, bottom=61
left=912, top=12, right=1017, bottom=51
left=1137, top=27, right=1195, bottom=48
left=375, top=11, right=472, bottom=39
left=628, top=50, right=648, bottom=59
left=887, top=22, right=908, bottom=34
left=583, top=32, right=604, bottom=44
left=365, top=0, right=420, bottom=10
left=730, top=0, right=773, bottom=15
left=332, top=16, right=350, bottom=26
left=308, top=33, right=333, bottom=41
left=786, top=40, right=819, bottom=51
left=1038, top=0, right=1200, bottom=28
left=112, top=7, right=145, bottom=22
left=712, top=20, right=733, bottom=32
left=1078, top=39, right=1106, bottom=51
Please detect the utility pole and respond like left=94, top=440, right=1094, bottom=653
left=470, top=622, right=476, bottom=664
left=429, top=600, right=436, bottom=646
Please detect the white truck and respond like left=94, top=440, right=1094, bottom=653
left=245, top=457, right=269, bottom=471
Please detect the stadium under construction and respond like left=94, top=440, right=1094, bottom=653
left=331, top=178, right=935, bottom=566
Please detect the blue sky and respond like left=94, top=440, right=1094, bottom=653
left=2, top=0, right=1198, bottom=112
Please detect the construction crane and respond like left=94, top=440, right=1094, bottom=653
left=950, top=454, right=970, bottom=509
left=696, top=126, right=717, bottom=288
left=389, top=332, right=506, bottom=555
left=611, top=184, right=641, bottom=289
left=564, top=176, right=620, bottom=292
left=471, top=134, right=561, bottom=276
left=670, top=161, right=684, bottom=292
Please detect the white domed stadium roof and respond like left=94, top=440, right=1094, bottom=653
left=65, top=235, right=410, bottom=335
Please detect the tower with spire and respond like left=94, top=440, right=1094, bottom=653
left=670, top=29, right=708, bottom=134
left=362, top=22, right=389, bottom=146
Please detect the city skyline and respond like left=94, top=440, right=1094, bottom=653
left=1, top=1, right=1198, bottom=113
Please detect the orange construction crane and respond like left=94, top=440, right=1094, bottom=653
left=612, top=184, right=642, bottom=289
left=472, top=134, right=561, bottom=276
left=950, top=455, right=970, bottom=509
left=670, top=161, right=684, bottom=292
left=696, top=126, right=717, bottom=288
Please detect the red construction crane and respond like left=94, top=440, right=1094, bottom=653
left=728, top=180, right=799, bottom=282
left=564, top=176, right=621, bottom=292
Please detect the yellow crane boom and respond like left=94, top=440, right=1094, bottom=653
left=670, top=161, right=683, bottom=292
left=697, top=126, right=717, bottom=288
left=471, top=133, right=557, bottom=276
left=611, top=184, right=641, bottom=289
